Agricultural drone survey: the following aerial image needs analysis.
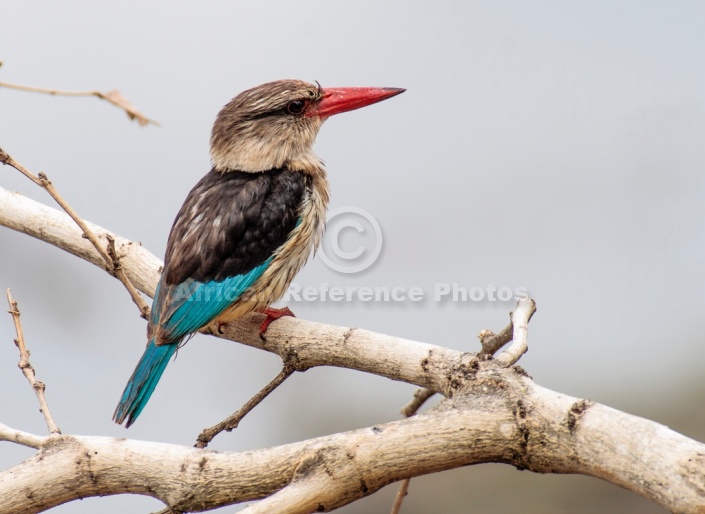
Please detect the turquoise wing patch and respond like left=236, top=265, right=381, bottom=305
left=154, top=258, right=271, bottom=341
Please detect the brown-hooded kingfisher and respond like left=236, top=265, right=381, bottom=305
left=113, top=80, right=404, bottom=427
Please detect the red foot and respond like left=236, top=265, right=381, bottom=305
left=259, top=307, right=295, bottom=339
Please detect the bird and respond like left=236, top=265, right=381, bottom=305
left=113, top=79, right=404, bottom=427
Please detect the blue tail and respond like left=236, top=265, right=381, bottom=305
left=113, top=339, right=178, bottom=427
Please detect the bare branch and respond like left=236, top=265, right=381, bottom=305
left=5, top=290, right=61, bottom=435
left=106, top=234, right=150, bottom=318
left=195, top=364, right=297, bottom=449
left=392, top=387, right=435, bottom=514
left=0, top=186, right=161, bottom=296
left=2, top=369, right=704, bottom=514
left=390, top=479, right=410, bottom=514
left=0, top=80, right=159, bottom=126
left=477, top=320, right=514, bottom=357
left=0, top=152, right=150, bottom=317
left=496, top=298, right=536, bottom=367
left=0, top=423, right=47, bottom=449
left=2, top=183, right=705, bottom=513
left=1, top=150, right=109, bottom=264
left=400, top=388, right=435, bottom=419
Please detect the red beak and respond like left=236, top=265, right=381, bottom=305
left=309, top=86, right=405, bottom=118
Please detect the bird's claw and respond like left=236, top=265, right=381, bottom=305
left=259, top=307, right=295, bottom=340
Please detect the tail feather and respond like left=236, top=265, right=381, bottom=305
left=113, top=340, right=178, bottom=427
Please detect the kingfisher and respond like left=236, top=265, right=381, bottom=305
left=113, top=80, right=404, bottom=427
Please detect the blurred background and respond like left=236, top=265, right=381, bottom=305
left=1, top=1, right=704, bottom=512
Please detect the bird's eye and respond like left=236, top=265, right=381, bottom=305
left=286, top=100, right=306, bottom=115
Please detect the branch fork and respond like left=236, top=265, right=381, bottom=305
left=1, top=149, right=150, bottom=318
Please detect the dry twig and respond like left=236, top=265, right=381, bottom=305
left=400, top=387, right=435, bottom=419
left=0, top=80, right=159, bottom=126
left=390, top=479, right=411, bottom=514
left=106, top=234, right=150, bottom=319
left=496, top=298, right=536, bottom=367
left=5, top=289, right=61, bottom=435
left=0, top=149, right=150, bottom=318
left=195, top=363, right=299, bottom=449
left=477, top=320, right=514, bottom=357
left=392, top=387, right=436, bottom=514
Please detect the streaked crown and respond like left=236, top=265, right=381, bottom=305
left=210, top=80, right=325, bottom=173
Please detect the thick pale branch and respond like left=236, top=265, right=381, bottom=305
left=1, top=367, right=703, bottom=513
left=0, top=187, right=161, bottom=297
left=0, top=185, right=468, bottom=398
left=2, top=184, right=705, bottom=513
left=0, top=396, right=514, bottom=514
left=208, top=316, right=466, bottom=397
left=0, top=186, right=461, bottom=392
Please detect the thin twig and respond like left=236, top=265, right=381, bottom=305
left=477, top=320, right=514, bottom=357
left=0, top=80, right=159, bottom=126
left=400, top=387, right=435, bottom=418
left=392, top=387, right=435, bottom=514
left=195, top=365, right=297, bottom=449
left=107, top=235, right=150, bottom=318
left=6, top=289, right=61, bottom=435
left=0, top=148, right=150, bottom=318
left=391, top=479, right=411, bottom=514
left=496, top=298, right=537, bottom=367
left=1, top=150, right=110, bottom=261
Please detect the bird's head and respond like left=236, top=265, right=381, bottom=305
left=210, top=80, right=404, bottom=173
